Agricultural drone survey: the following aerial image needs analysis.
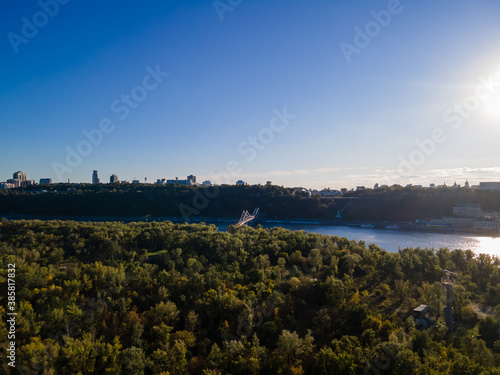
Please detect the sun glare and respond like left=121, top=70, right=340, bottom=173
left=481, top=70, right=500, bottom=119
left=481, top=91, right=500, bottom=119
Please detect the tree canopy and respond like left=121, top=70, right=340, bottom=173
left=1, top=219, right=500, bottom=374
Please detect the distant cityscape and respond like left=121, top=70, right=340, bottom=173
left=3, top=170, right=500, bottom=195
left=0, top=170, right=252, bottom=190
left=417, top=203, right=500, bottom=231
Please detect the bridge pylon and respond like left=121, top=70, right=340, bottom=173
left=236, top=208, right=259, bottom=226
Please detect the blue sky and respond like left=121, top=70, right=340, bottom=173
left=2, top=0, right=500, bottom=189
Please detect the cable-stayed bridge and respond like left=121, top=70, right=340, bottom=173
left=236, top=208, right=259, bottom=226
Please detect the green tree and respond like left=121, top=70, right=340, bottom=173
left=275, top=329, right=315, bottom=367
left=120, top=347, right=147, bottom=375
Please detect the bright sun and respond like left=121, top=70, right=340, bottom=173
left=480, top=71, right=500, bottom=119
left=481, top=91, right=500, bottom=119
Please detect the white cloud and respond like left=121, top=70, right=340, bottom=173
left=313, top=167, right=340, bottom=173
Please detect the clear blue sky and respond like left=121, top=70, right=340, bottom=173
left=2, top=0, right=500, bottom=189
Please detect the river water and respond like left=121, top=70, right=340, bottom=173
left=262, top=223, right=500, bottom=255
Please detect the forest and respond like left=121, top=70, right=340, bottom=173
left=0, top=184, right=333, bottom=220
left=2, top=218, right=500, bottom=374
left=2, top=183, right=500, bottom=222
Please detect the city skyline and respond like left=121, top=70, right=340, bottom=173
left=2, top=1, right=500, bottom=189
left=0, top=167, right=496, bottom=192
left=2, top=163, right=500, bottom=190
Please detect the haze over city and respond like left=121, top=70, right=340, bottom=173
left=2, top=0, right=500, bottom=189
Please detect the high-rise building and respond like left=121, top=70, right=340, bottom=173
left=13, top=171, right=27, bottom=182
left=110, top=174, right=118, bottom=183
left=40, top=178, right=52, bottom=185
left=92, top=170, right=100, bottom=184
left=6, top=179, right=20, bottom=188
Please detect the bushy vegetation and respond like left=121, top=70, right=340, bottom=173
left=1, top=219, right=500, bottom=374
left=0, top=184, right=333, bottom=220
